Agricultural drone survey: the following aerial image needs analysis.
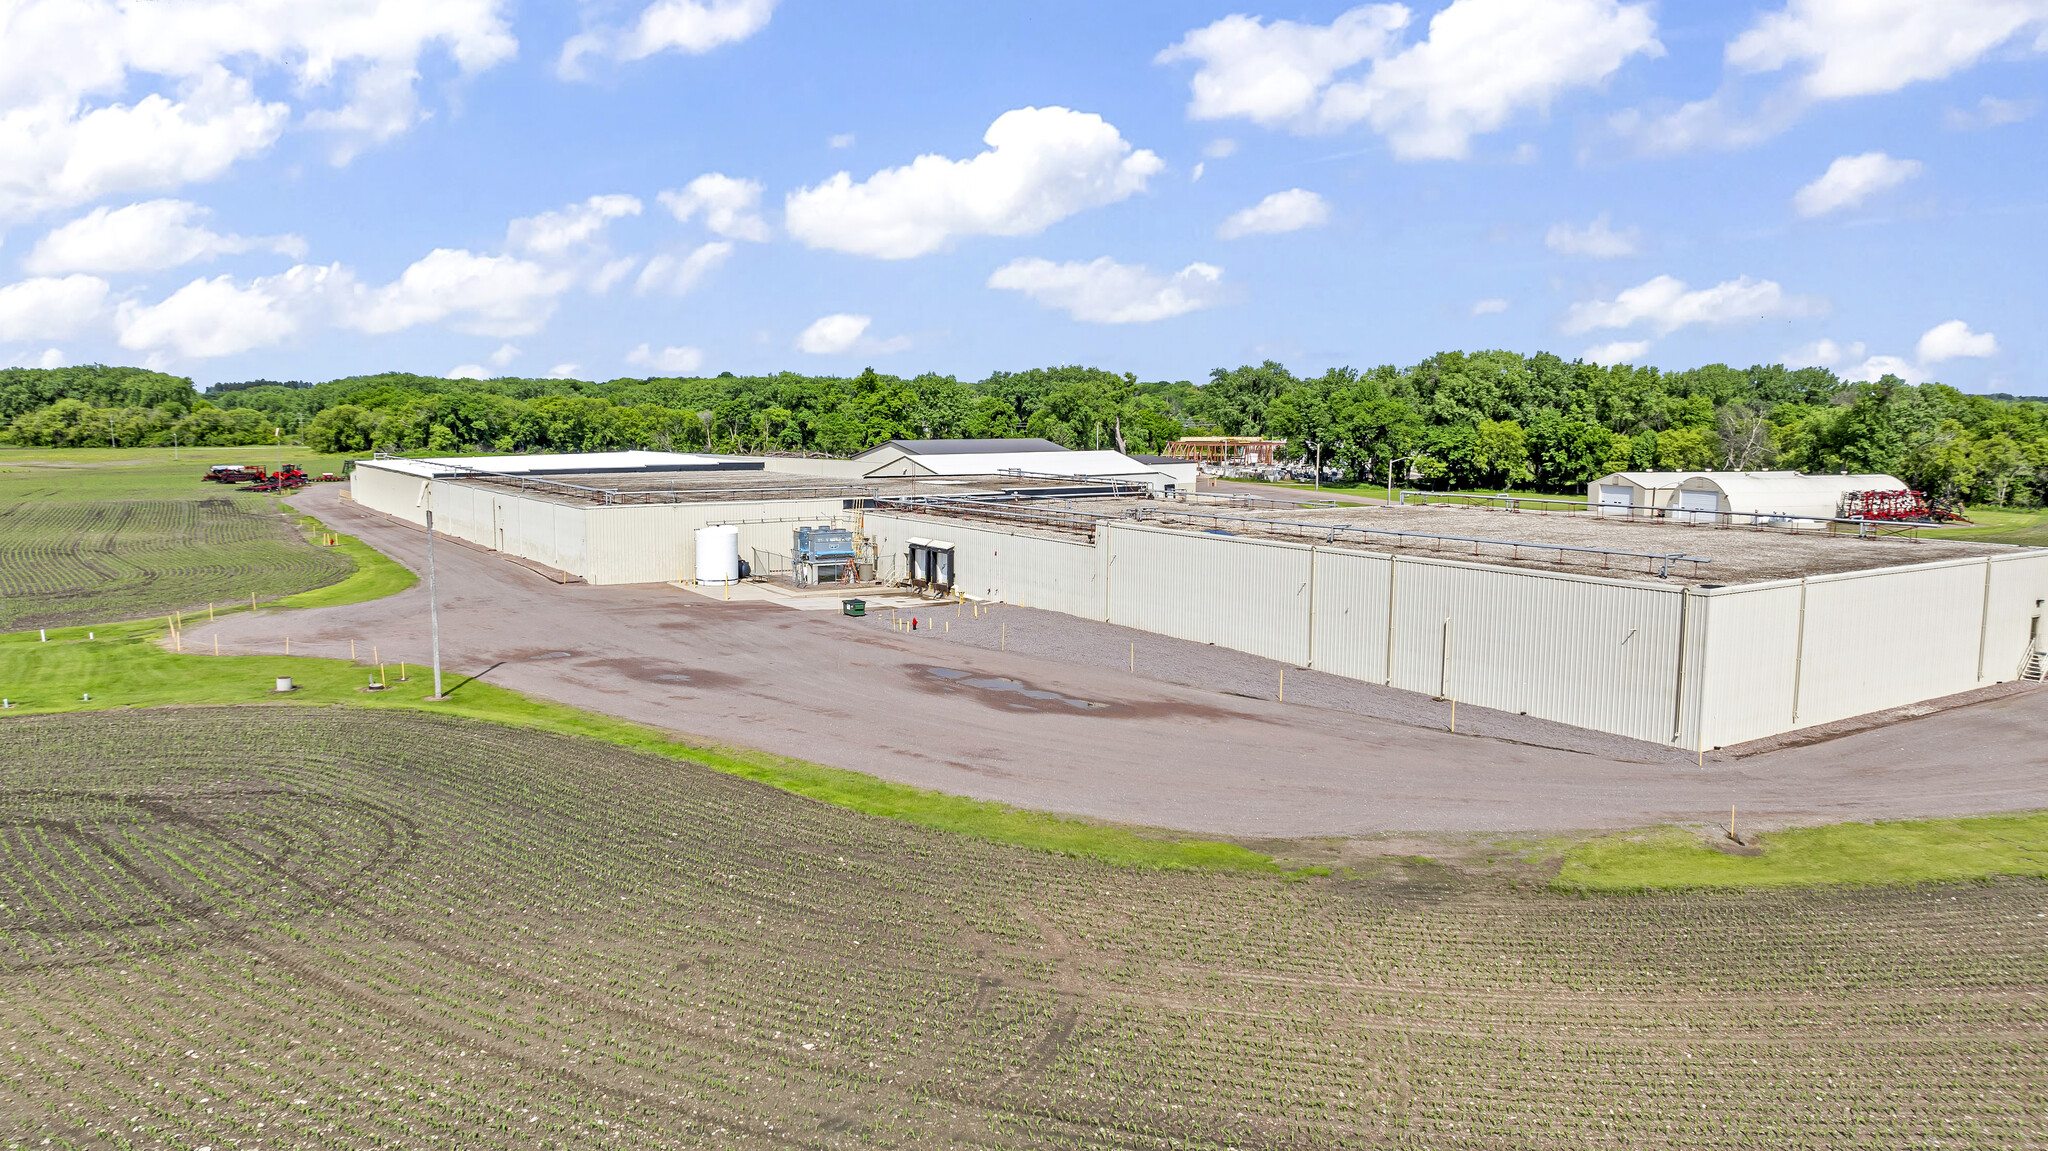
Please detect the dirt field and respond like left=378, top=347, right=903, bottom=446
left=170, top=484, right=2048, bottom=840
left=3, top=707, right=2043, bottom=1149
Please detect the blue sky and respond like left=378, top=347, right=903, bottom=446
left=0, top=0, right=2042, bottom=393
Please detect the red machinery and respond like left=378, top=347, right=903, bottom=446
left=202, top=464, right=267, bottom=483
left=242, top=466, right=310, bottom=493
left=1839, top=489, right=1971, bottom=524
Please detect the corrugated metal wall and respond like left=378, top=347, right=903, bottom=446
left=861, top=513, right=1104, bottom=617
left=1985, top=552, right=2048, bottom=679
left=586, top=499, right=854, bottom=585
left=1103, top=524, right=1312, bottom=665
left=1794, top=559, right=1990, bottom=726
left=1692, top=581, right=1804, bottom=747
left=1383, top=557, right=1688, bottom=745
left=1306, top=549, right=1393, bottom=682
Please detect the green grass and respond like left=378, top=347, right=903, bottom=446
left=1555, top=815, right=2048, bottom=891
left=1940, top=504, right=2048, bottom=546
left=272, top=514, right=418, bottom=609
left=0, top=623, right=1279, bottom=873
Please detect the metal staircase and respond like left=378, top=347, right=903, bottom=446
left=2025, top=644, right=2047, bottom=683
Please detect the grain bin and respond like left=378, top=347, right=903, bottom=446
left=694, top=524, right=741, bottom=584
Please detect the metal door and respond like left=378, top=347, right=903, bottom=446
left=1675, top=488, right=1719, bottom=525
left=1597, top=485, right=1633, bottom=517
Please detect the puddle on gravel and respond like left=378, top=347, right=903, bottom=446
left=921, top=666, right=1106, bottom=711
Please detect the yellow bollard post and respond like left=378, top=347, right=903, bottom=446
left=1450, top=698, right=1457, bottom=733
left=1000, top=622, right=1006, bottom=651
left=400, top=662, right=408, bottom=681
left=285, top=636, right=290, bottom=655
left=213, top=635, right=218, bottom=656
left=351, top=639, right=356, bottom=660
left=1130, top=643, right=1135, bottom=673
left=208, top=603, right=214, bottom=621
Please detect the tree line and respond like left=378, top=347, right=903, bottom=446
left=2, top=355, right=2044, bottom=505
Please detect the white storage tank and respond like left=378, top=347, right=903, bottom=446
left=694, top=524, right=740, bottom=584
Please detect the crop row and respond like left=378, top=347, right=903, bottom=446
left=0, top=708, right=2041, bottom=1149
left=0, top=497, right=352, bottom=629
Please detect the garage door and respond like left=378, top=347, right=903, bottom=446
left=1597, top=485, right=1634, bottom=516
left=1674, top=488, right=1719, bottom=524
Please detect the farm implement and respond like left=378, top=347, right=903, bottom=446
left=1838, top=488, right=1971, bottom=524
left=242, top=466, right=311, bottom=493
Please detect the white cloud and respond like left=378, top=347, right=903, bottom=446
left=795, top=313, right=909, bottom=355
left=1841, top=354, right=1923, bottom=384
left=1544, top=212, right=1640, bottom=257
left=1582, top=339, right=1651, bottom=363
left=1564, top=273, right=1823, bottom=335
left=1471, top=297, right=1509, bottom=315
left=1916, top=319, right=1998, bottom=363
left=1727, top=0, right=2048, bottom=100
left=1218, top=188, right=1329, bottom=238
left=506, top=194, right=643, bottom=259
left=25, top=199, right=304, bottom=275
left=1785, top=337, right=1864, bottom=368
left=0, top=274, right=110, bottom=341
left=784, top=106, right=1162, bottom=259
left=0, top=1, right=516, bottom=218
left=635, top=241, right=733, bottom=295
left=1158, top=0, right=1663, bottom=159
left=488, top=343, right=520, bottom=367
left=658, top=174, right=770, bottom=241
left=828, top=132, right=856, bottom=149
left=446, top=364, right=489, bottom=380
left=1792, top=152, right=1922, bottom=217
left=1191, top=162, right=1206, bottom=183
left=559, top=0, right=775, bottom=78
left=987, top=257, right=1225, bottom=324
left=1203, top=137, right=1239, bottom=158
left=351, top=249, right=571, bottom=337
left=115, top=263, right=348, bottom=358
left=1945, top=95, right=2038, bottom=130
left=1, top=347, right=67, bottom=369
left=626, top=343, right=706, bottom=373
left=547, top=363, right=583, bottom=379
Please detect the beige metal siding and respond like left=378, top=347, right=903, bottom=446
left=1794, top=559, right=1987, bottom=726
left=1693, top=582, right=1804, bottom=747
left=1984, top=552, right=2048, bottom=679
left=1385, top=557, right=1686, bottom=745
left=861, top=513, right=1104, bottom=616
left=1307, top=549, right=1392, bottom=681
left=1104, top=524, right=1312, bottom=665
left=586, top=499, right=855, bottom=585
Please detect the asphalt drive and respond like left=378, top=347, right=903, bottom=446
left=182, top=484, right=2048, bottom=839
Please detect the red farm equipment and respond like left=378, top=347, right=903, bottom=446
left=202, top=464, right=267, bottom=483
left=1839, top=488, right=1972, bottom=524
left=242, top=466, right=310, bottom=493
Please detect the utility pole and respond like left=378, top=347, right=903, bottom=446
left=426, top=509, right=444, bottom=699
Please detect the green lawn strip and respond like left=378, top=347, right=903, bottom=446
left=1554, top=817, right=2048, bottom=892
left=272, top=512, right=418, bottom=609
left=0, top=629, right=1279, bottom=874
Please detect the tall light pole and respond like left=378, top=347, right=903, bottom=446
left=426, top=508, right=444, bottom=699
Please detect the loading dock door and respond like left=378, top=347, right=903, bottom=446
left=1597, top=485, right=1633, bottom=516
left=1675, top=488, right=1719, bottom=524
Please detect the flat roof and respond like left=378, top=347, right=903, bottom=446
left=428, top=467, right=1115, bottom=507
left=363, top=451, right=755, bottom=479
left=872, top=494, right=2026, bottom=586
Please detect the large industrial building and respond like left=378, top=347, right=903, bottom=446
left=352, top=450, right=2048, bottom=751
